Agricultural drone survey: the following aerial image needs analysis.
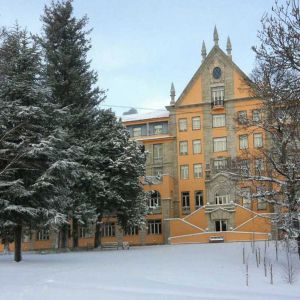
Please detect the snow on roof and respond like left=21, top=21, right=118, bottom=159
left=121, top=109, right=169, bottom=122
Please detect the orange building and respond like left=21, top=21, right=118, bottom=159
left=0, top=28, right=275, bottom=253
left=123, top=27, right=274, bottom=245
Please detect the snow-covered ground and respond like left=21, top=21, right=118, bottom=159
left=0, top=242, right=299, bottom=300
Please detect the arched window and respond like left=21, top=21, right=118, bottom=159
left=215, top=193, right=230, bottom=205
left=149, top=191, right=161, bottom=208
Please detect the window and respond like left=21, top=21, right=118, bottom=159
left=179, top=141, right=188, bottom=155
left=102, top=223, right=115, bottom=237
left=213, top=158, right=228, bottom=170
left=255, top=159, right=265, bottom=174
left=36, top=229, right=49, bottom=241
left=213, top=114, right=225, bottom=127
left=124, top=226, right=139, bottom=236
left=132, top=127, right=142, bottom=137
left=215, top=193, right=230, bottom=205
left=215, top=220, right=227, bottom=232
left=240, top=159, right=249, bottom=176
left=79, top=227, right=87, bottom=238
left=153, top=144, right=163, bottom=161
left=212, top=87, right=224, bottom=106
left=180, top=165, right=189, bottom=179
left=257, top=187, right=267, bottom=210
left=193, top=140, right=202, bottom=154
left=153, top=166, right=163, bottom=177
left=181, top=192, right=190, bottom=208
left=239, top=135, right=248, bottom=149
left=252, top=110, right=261, bottom=122
left=149, top=191, right=161, bottom=208
left=241, top=187, right=251, bottom=209
left=192, top=116, right=201, bottom=130
left=194, top=164, right=203, bottom=178
left=147, top=220, right=162, bottom=235
left=238, top=111, right=247, bottom=124
left=195, top=191, right=204, bottom=208
left=254, top=133, right=263, bottom=148
left=213, top=137, right=227, bottom=152
left=179, top=118, right=187, bottom=131
left=154, top=124, right=163, bottom=135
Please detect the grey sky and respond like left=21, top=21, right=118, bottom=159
left=0, top=0, right=276, bottom=115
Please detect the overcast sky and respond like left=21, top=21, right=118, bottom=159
left=0, top=0, right=277, bottom=115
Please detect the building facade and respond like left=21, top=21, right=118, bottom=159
left=0, top=29, right=274, bottom=252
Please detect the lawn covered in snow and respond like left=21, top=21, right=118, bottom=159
left=0, top=242, right=299, bottom=300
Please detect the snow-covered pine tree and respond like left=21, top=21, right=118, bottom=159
left=83, top=109, right=148, bottom=248
left=40, top=0, right=105, bottom=248
left=0, top=25, right=70, bottom=262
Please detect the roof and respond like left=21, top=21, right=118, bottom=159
left=121, top=109, right=169, bottom=122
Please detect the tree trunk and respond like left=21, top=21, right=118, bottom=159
left=94, top=216, right=102, bottom=248
left=72, top=218, right=79, bottom=249
left=14, top=224, right=22, bottom=262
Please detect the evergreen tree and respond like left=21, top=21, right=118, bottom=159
left=0, top=25, right=69, bottom=262
left=40, top=0, right=148, bottom=248
left=83, top=109, right=147, bottom=248
left=40, top=0, right=105, bottom=248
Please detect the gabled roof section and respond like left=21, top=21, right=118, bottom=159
left=175, top=45, right=252, bottom=107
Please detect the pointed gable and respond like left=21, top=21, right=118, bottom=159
left=175, top=45, right=252, bottom=107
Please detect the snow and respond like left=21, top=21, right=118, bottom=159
left=121, top=110, right=169, bottom=122
left=0, top=242, right=299, bottom=300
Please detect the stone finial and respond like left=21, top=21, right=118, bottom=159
left=226, top=36, right=232, bottom=58
left=170, top=82, right=176, bottom=105
left=201, top=40, right=207, bottom=61
left=213, top=25, right=219, bottom=46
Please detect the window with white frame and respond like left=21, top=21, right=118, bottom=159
left=181, top=192, right=190, bottom=208
left=213, top=137, right=227, bottom=152
left=192, top=116, right=201, bottom=130
left=255, top=158, right=265, bottom=174
left=154, top=124, right=163, bottom=135
left=132, top=127, right=142, bottom=137
left=179, top=141, right=188, bottom=155
left=257, top=187, right=267, bottom=210
left=252, top=110, right=261, bottom=122
left=212, top=87, right=225, bottom=106
left=215, top=220, right=227, bottom=231
left=215, top=193, right=230, bottom=205
left=179, top=118, right=187, bottom=131
left=212, top=114, right=226, bottom=127
left=240, top=159, right=249, bottom=176
left=180, top=165, right=189, bottom=179
left=147, top=220, right=162, bottom=235
left=241, top=187, right=251, bottom=209
left=213, top=157, right=228, bottom=170
left=149, top=191, right=161, bottom=208
left=195, top=191, right=204, bottom=208
left=153, top=144, right=163, bottom=161
left=36, top=229, right=50, bottom=241
left=153, top=166, right=163, bottom=177
left=79, top=227, right=87, bottom=238
left=102, top=222, right=115, bottom=237
left=193, top=164, right=203, bottom=178
left=239, top=135, right=248, bottom=149
left=124, top=226, right=139, bottom=235
left=254, top=133, right=263, bottom=148
left=238, top=111, right=247, bottom=124
left=193, top=139, right=202, bottom=154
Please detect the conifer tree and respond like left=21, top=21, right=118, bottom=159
left=40, top=0, right=148, bottom=248
left=0, top=26, right=68, bottom=262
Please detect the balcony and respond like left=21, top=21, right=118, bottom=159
left=148, top=206, right=162, bottom=215
left=205, top=202, right=236, bottom=213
